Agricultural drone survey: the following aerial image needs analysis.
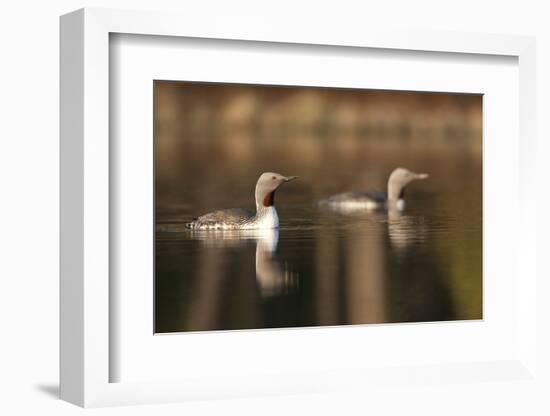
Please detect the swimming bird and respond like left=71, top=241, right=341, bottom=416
left=319, top=167, right=429, bottom=212
left=186, top=172, right=297, bottom=230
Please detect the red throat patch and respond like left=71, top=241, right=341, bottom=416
left=263, top=191, right=274, bottom=207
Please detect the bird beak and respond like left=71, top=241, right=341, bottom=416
left=284, top=176, right=298, bottom=182
left=415, top=173, right=429, bottom=180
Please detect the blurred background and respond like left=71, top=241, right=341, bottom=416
left=155, top=81, right=482, bottom=333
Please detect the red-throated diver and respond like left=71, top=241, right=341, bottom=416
left=319, top=167, right=429, bottom=212
left=186, top=172, right=297, bottom=230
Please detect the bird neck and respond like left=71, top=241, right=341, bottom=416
left=387, top=179, right=405, bottom=202
left=255, top=190, right=275, bottom=211
left=256, top=203, right=276, bottom=217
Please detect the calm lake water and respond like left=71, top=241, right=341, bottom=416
left=155, top=164, right=482, bottom=333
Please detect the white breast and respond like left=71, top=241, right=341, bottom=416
left=247, top=207, right=279, bottom=229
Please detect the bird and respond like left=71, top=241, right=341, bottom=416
left=185, top=172, right=297, bottom=230
left=319, top=167, right=429, bottom=212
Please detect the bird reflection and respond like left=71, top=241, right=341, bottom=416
left=387, top=208, right=428, bottom=253
left=319, top=204, right=426, bottom=253
left=187, top=228, right=299, bottom=296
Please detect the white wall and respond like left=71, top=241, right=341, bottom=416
left=1, top=1, right=548, bottom=415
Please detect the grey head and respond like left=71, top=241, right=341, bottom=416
left=254, top=172, right=298, bottom=210
left=387, top=168, right=429, bottom=202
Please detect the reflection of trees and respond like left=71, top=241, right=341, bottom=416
left=314, top=227, right=341, bottom=325
left=314, top=206, right=460, bottom=325
left=313, top=209, right=388, bottom=325
left=384, top=244, right=455, bottom=324
left=185, top=241, right=227, bottom=330
left=345, top=221, right=387, bottom=324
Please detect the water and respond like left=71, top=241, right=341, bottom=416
left=155, top=181, right=482, bottom=333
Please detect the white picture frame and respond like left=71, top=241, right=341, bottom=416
left=60, top=7, right=537, bottom=407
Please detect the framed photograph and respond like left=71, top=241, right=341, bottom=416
left=60, top=8, right=537, bottom=407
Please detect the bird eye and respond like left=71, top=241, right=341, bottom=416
left=272, top=176, right=276, bottom=180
